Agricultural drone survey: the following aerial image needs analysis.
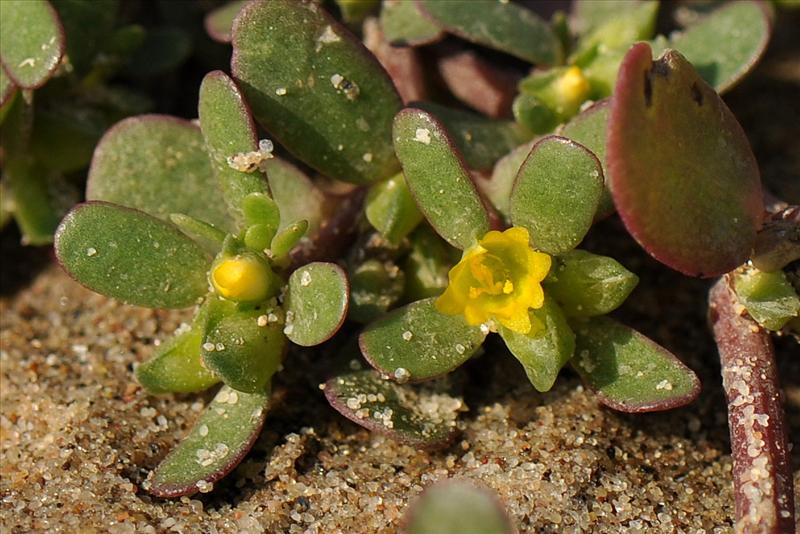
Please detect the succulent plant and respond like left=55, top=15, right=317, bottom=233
left=54, top=69, right=352, bottom=497
left=24, top=1, right=792, bottom=530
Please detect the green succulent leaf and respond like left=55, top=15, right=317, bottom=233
left=571, top=317, right=700, bottom=413
left=349, top=258, right=405, bottom=324
left=412, top=102, right=532, bottom=172
left=403, top=225, right=457, bottom=301
left=379, top=0, right=444, bottom=47
left=204, top=0, right=247, bottom=43
left=324, top=367, right=459, bottom=448
left=0, top=0, right=65, bottom=89
left=404, top=480, right=514, bottom=534
left=284, top=262, right=349, bottom=346
left=572, top=0, right=645, bottom=33
left=270, top=220, right=308, bottom=259
left=732, top=268, right=800, bottom=331
left=4, top=157, right=74, bottom=245
left=510, top=135, right=603, bottom=255
left=393, top=108, right=489, bottom=250
left=366, top=173, right=424, bottom=245
left=572, top=0, right=658, bottom=61
left=262, top=158, right=327, bottom=236
left=666, top=0, right=771, bottom=93
left=51, top=0, right=119, bottom=76
left=199, top=71, right=269, bottom=228
left=417, top=0, right=561, bottom=65
left=500, top=298, right=575, bottom=393
left=231, top=0, right=402, bottom=184
left=146, top=384, right=270, bottom=498
left=136, top=302, right=220, bottom=394
left=558, top=99, right=614, bottom=218
left=87, top=115, right=233, bottom=232
left=608, top=44, right=762, bottom=277
left=544, top=249, right=638, bottom=318
left=202, top=304, right=286, bottom=393
left=360, top=298, right=487, bottom=382
left=169, top=213, right=225, bottom=255
left=55, top=202, right=211, bottom=308
left=30, top=103, right=108, bottom=174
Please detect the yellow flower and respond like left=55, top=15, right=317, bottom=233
left=435, top=227, right=551, bottom=334
left=211, top=253, right=277, bottom=303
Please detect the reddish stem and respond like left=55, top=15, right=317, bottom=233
left=708, top=278, right=795, bottom=533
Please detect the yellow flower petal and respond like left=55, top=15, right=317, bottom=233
left=435, top=226, right=551, bottom=335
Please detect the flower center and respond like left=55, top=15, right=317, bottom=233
left=467, top=253, right=514, bottom=299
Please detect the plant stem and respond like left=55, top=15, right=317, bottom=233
left=708, top=278, right=795, bottom=533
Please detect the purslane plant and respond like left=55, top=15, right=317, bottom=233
left=55, top=71, right=351, bottom=497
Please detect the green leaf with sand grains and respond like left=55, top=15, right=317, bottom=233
left=231, top=0, right=402, bottom=184
left=87, top=115, right=234, bottom=232
left=510, top=135, right=603, bottom=255
left=360, top=298, right=487, bottom=382
left=324, top=367, right=459, bottom=448
left=146, top=385, right=270, bottom=498
left=199, top=71, right=269, bottom=228
left=571, top=317, right=700, bottom=413
left=0, top=0, right=65, bottom=89
left=393, top=108, right=489, bottom=250
left=607, top=44, right=762, bottom=277
left=202, top=305, right=286, bottom=393
left=55, top=202, right=211, bottom=308
left=136, top=301, right=220, bottom=394
left=284, top=262, right=349, bottom=346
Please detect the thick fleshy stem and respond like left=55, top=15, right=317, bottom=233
left=708, top=278, right=795, bottom=533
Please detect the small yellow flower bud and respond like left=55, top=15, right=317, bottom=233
left=555, top=66, right=590, bottom=113
left=211, top=254, right=276, bottom=303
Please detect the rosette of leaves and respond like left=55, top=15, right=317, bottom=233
left=357, top=104, right=700, bottom=415
left=0, top=0, right=195, bottom=245
left=54, top=71, right=350, bottom=497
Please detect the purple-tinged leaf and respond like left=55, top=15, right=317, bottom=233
left=204, top=0, right=246, bottom=44
left=231, top=0, right=402, bottom=184
left=285, top=262, right=349, bottom=347
left=55, top=202, right=211, bottom=308
left=87, top=115, right=233, bottom=232
left=199, top=71, right=268, bottom=228
left=145, top=385, right=270, bottom=498
left=360, top=298, right=487, bottom=382
left=709, top=279, right=795, bottom=533
left=393, top=108, right=490, bottom=249
left=324, top=367, right=460, bottom=448
left=607, top=43, right=762, bottom=277
left=363, top=17, right=427, bottom=104
left=0, top=0, right=65, bottom=89
left=571, top=316, right=700, bottom=413
left=510, top=135, right=603, bottom=255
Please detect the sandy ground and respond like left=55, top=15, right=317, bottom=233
left=1, top=214, right=798, bottom=533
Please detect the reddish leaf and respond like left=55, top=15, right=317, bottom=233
left=607, top=43, right=762, bottom=277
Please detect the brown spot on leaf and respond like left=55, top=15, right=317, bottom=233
left=690, top=83, right=704, bottom=106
